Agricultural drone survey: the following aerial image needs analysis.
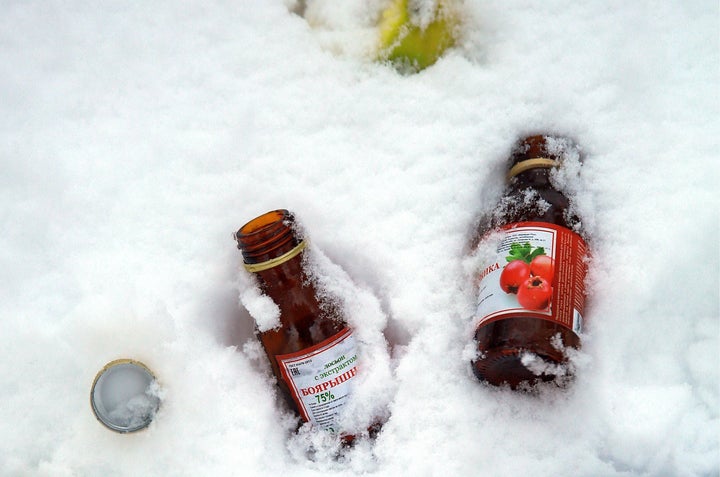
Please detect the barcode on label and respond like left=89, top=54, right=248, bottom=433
left=572, top=309, right=583, bottom=334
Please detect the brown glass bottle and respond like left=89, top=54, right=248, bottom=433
left=470, top=135, right=588, bottom=389
left=234, top=209, right=360, bottom=434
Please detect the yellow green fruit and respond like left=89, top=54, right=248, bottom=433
left=377, top=0, right=458, bottom=72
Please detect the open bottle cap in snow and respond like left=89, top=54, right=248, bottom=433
left=90, top=359, right=161, bottom=433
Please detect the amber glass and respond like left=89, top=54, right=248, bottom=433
left=235, top=210, right=345, bottom=416
left=471, top=135, right=584, bottom=388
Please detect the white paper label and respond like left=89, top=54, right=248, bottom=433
left=276, top=328, right=358, bottom=432
left=475, top=222, right=588, bottom=331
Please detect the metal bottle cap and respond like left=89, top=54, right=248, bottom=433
left=90, top=359, right=161, bottom=433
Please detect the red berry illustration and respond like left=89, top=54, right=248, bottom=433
left=516, top=276, right=552, bottom=310
left=530, top=255, right=554, bottom=282
left=499, top=260, right=531, bottom=294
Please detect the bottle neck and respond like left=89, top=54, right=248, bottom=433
left=506, top=135, right=561, bottom=188
left=509, top=166, right=554, bottom=188
left=235, top=209, right=330, bottom=323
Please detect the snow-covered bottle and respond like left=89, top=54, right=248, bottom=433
left=234, top=209, right=361, bottom=433
left=470, top=135, right=589, bottom=388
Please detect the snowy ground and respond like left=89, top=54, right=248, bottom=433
left=1, top=1, right=718, bottom=476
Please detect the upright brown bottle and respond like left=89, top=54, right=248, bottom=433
left=235, top=209, right=360, bottom=433
left=470, top=135, right=589, bottom=389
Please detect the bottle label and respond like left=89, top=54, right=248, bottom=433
left=475, top=222, right=587, bottom=333
left=276, top=328, right=358, bottom=432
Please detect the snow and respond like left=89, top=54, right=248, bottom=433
left=238, top=272, right=281, bottom=332
left=1, top=0, right=718, bottom=476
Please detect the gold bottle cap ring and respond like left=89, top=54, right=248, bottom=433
left=90, top=358, right=160, bottom=433
left=244, top=240, right=307, bottom=273
left=507, top=158, right=559, bottom=180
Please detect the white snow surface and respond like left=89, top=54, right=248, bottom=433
left=1, top=1, right=718, bottom=476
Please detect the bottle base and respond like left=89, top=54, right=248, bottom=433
left=471, top=348, right=569, bottom=389
left=472, top=317, right=579, bottom=389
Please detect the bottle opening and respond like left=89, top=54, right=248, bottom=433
left=238, top=209, right=289, bottom=236
left=509, top=134, right=580, bottom=169
left=235, top=209, right=302, bottom=264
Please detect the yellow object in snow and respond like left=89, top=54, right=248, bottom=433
left=377, top=0, right=459, bottom=72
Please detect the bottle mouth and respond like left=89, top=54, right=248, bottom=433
left=508, top=134, right=580, bottom=165
left=507, top=134, right=556, bottom=169
left=234, top=209, right=301, bottom=264
left=237, top=209, right=290, bottom=237
left=506, top=134, right=580, bottom=182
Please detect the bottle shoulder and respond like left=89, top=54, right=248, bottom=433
left=472, top=184, right=579, bottom=242
left=259, top=308, right=346, bottom=356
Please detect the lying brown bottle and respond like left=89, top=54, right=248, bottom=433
left=235, top=210, right=360, bottom=434
left=470, top=135, right=589, bottom=389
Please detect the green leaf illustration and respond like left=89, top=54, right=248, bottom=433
left=505, top=242, right=546, bottom=264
